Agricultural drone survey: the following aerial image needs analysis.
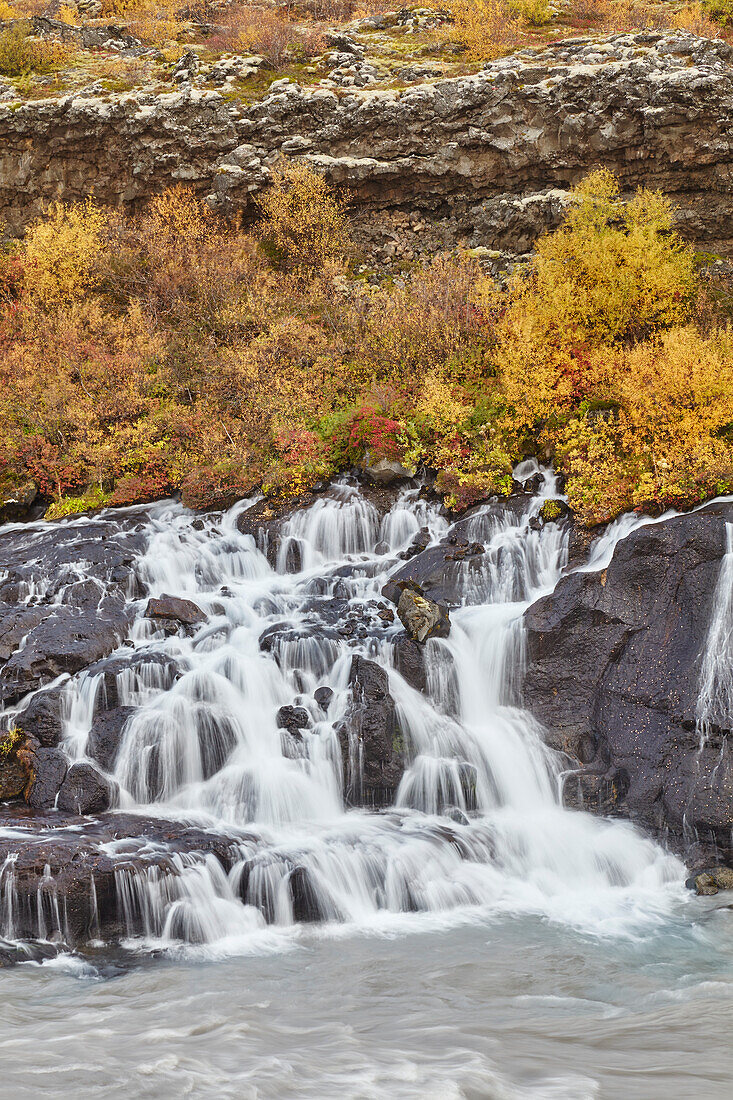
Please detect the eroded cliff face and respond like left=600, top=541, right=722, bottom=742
left=2, top=30, right=733, bottom=256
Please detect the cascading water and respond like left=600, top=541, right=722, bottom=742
left=1, top=469, right=686, bottom=954
left=697, top=522, right=733, bottom=745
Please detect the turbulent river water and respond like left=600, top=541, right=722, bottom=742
left=2, top=466, right=733, bottom=1098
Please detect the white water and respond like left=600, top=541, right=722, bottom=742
left=697, top=522, right=733, bottom=744
left=0, top=470, right=670, bottom=954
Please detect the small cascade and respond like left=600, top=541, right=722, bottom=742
left=697, top=522, right=733, bottom=744
left=1, top=470, right=686, bottom=954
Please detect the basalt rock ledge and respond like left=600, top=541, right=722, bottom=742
left=3, top=32, right=733, bottom=255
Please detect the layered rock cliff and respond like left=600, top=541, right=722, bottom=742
left=3, top=31, right=733, bottom=257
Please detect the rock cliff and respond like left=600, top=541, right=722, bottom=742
left=3, top=31, right=733, bottom=256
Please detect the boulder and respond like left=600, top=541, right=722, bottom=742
left=337, top=655, right=405, bottom=807
left=392, top=633, right=428, bottom=693
left=86, top=706, right=135, bottom=772
left=523, top=501, right=733, bottom=850
left=687, top=867, right=733, bottom=895
left=145, top=594, right=205, bottom=625
left=397, top=587, right=450, bottom=643
left=276, top=705, right=310, bottom=736
left=57, top=762, right=115, bottom=815
left=25, top=746, right=68, bottom=809
left=360, top=457, right=414, bottom=486
left=16, top=686, right=65, bottom=747
left=314, top=686, right=333, bottom=711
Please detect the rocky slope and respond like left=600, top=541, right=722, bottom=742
left=3, top=481, right=733, bottom=955
left=523, top=502, right=733, bottom=854
left=3, top=31, right=733, bottom=257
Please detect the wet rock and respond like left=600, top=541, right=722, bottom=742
left=15, top=686, right=65, bottom=747
left=276, top=705, right=310, bottom=735
left=392, top=633, right=428, bottom=693
left=145, top=593, right=205, bottom=625
left=25, top=746, right=68, bottom=809
left=338, top=655, right=405, bottom=807
left=0, top=519, right=143, bottom=704
left=86, top=706, right=135, bottom=771
left=688, top=871, right=719, bottom=896
left=0, top=805, right=248, bottom=944
left=397, top=587, right=450, bottom=644
left=523, top=501, right=733, bottom=849
left=288, top=866, right=334, bottom=922
left=397, top=526, right=431, bottom=561
left=538, top=498, right=571, bottom=524
left=57, top=762, right=115, bottom=815
left=522, top=473, right=544, bottom=495
left=314, top=686, right=333, bottom=710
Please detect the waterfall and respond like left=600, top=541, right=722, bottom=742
left=2, top=473, right=685, bottom=954
left=697, top=522, right=733, bottom=744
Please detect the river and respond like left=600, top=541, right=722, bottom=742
left=1, top=466, right=732, bottom=1097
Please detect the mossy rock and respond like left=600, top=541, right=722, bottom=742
left=539, top=498, right=570, bottom=523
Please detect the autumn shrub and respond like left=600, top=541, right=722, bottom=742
left=180, top=461, right=260, bottom=510
left=557, top=326, right=733, bottom=523
left=348, top=253, right=497, bottom=390
left=444, top=0, right=523, bottom=61
left=703, top=0, right=733, bottom=24
left=507, top=0, right=550, bottom=25
left=0, top=20, right=76, bottom=75
left=256, top=160, right=350, bottom=274
left=673, top=2, right=720, bottom=34
left=0, top=1, right=18, bottom=18
left=23, top=199, right=107, bottom=305
left=497, top=169, right=696, bottom=436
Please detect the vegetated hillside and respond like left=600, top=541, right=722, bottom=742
left=2, top=160, right=733, bottom=527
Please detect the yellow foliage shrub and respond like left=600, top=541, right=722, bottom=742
left=497, top=169, right=696, bottom=435
left=558, top=326, right=733, bottom=523
left=507, top=0, right=550, bottom=25
left=0, top=1, right=18, bottom=19
left=673, top=3, right=720, bottom=35
left=56, top=4, right=79, bottom=25
left=256, top=160, right=349, bottom=275
left=0, top=20, right=76, bottom=75
left=444, top=0, right=522, bottom=62
left=23, top=199, right=107, bottom=305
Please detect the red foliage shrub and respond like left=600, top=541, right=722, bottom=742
left=346, top=408, right=404, bottom=463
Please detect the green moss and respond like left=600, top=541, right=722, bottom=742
left=539, top=498, right=564, bottom=522
left=0, top=727, right=22, bottom=757
left=45, top=485, right=110, bottom=521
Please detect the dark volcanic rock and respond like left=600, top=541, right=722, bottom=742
left=392, top=633, right=428, bottom=693
left=276, top=705, right=311, bottom=735
left=314, top=686, right=334, bottom=711
left=15, top=685, right=66, bottom=747
left=86, top=706, right=135, bottom=771
left=25, top=746, right=68, bottom=809
left=57, top=762, right=115, bottom=815
left=145, top=593, right=205, bottom=625
left=338, top=655, right=405, bottom=807
left=523, top=502, right=733, bottom=849
left=0, top=518, right=144, bottom=705
left=0, top=806, right=249, bottom=946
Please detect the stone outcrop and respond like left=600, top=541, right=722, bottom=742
left=396, top=586, right=450, bottom=643
left=3, top=33, right=733, bottom=255
left=338, top=654, right=405, bottom=806
left=523, top=502, right=733, bottom=852
left=0, top=517, right=144, bottom=706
